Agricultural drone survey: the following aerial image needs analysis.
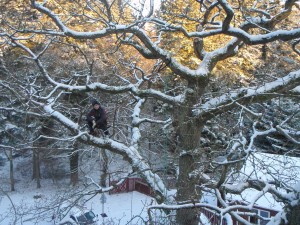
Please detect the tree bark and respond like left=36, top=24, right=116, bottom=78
left=9, top=149, right=15, bottom=191
left=261, top=44, right=267, bottom=60
left=100, top=149, right=109, bottom=187
left=32, top=119, right=54, bottom=188
left=176, top=153, right=200, bottom=225
left=285, top=204, right=300, bottom=225
left=174, top=81, right=207, bottom=225
left=32, top=149, right=41, bottom=188
left=32, top=150, right=36, bottom=180
left=70, top=150, right=79, bottom=186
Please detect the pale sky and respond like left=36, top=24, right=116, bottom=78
left=131, top=0, right=161, bottom=16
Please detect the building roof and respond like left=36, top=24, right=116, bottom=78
left=201, top=153, right=300, bottom=211
left=227, top=152, right=300, bottom=211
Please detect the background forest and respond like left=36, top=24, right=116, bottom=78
left=0, top=0, right=300, bottom=225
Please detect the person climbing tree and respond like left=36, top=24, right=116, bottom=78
left=87, top=100, right=109, bottom=136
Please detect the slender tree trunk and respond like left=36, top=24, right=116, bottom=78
left=67, top=93, right=88, bottom=185
left=36, top=150, right=41, bottom=188
left=261, top=44, right=267, bottom=60
left=100, top=149, right=108, bottom=187
left=32, top=149, right=41, bottom=188
left=32, top=150, right=36, bottom=179
left=9, top=149, right=15, bottom=191
left=69, top=140, right=79, bottom=186
left=70, top=150, right=79, bottom=186
left=32, top=119, right=54, bottom=188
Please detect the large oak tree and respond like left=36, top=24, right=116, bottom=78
left=1, top=0, right=299, bottom=224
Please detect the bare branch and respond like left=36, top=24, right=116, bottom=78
left=276, top=125, right=300, bottom=145
left=217, top=0, right=234, bottom=31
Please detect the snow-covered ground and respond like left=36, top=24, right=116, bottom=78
left=227, top=152, right=300, bottom=211
left=0, top=153, right=156, bottom=225
left=0, top=186, right=210, bottom=225
left=0, top=185, right=153, bottom=225
left=0, top=151, right=212, bottom=225
left=2, top=151, right=296, bottom=225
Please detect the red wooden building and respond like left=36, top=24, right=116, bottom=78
left=109, top=177, right=154, bottom=196
left=109, top=178, right=280, bottom=225
left=200, top=201, right=279, bottom=225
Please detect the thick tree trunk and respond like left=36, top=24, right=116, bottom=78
left=174, top=81, right=207, bottom=225
left=175, top=120, right=203, bottom=225
left=284, top=204, right=300, bottom=225
left=176, top=153, right=200, bottom=225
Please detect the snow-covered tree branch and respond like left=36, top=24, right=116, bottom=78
left=1, top=0, right=299, bottom=224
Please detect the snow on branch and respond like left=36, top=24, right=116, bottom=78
left=0, top=107, right=46, bottom=118
left=135, top=117, right=172, bottom=126
left=148, top=202, right=221, bottom=211
left=290, top=86, right=300, bottom=93
left=147, top=198, right=245, bottom=225
left=223, top=179, right=292, bottom=204
left=131, top=99, right=171, bottom=126
left=232, top=101, right=263, bottom=117
left=26, top=1, right=295, bottom=90
left=223, top=28, right=300, bottom=45
left=276, top=125, right=300, bottom=145
left=194, top=70, right=300, bottom=119
left=215, top=189, right=254, bottom=225
left=41, top=101, right=169, bottom=203
left=85, top=176, right=126, bottom=193
left=26, top=0, right=300, bottom=79
left=36, top=133, right=88, bottom=142
left=247, top=122, right=276, bottom=153
left=131, top=98, right=145, bottom=147
left=217, top=0, right=234, bottom=31
left=29, top=1, right=213, bottom=80
left=191, top=0, right=299, bottom=44
left=130, top=97, right=172, bottom=148
left=10, top=39, right=183, bottom=105
left=208, top=151, right=300, bottom=224
left=291, top=39, right=300, bottom=56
